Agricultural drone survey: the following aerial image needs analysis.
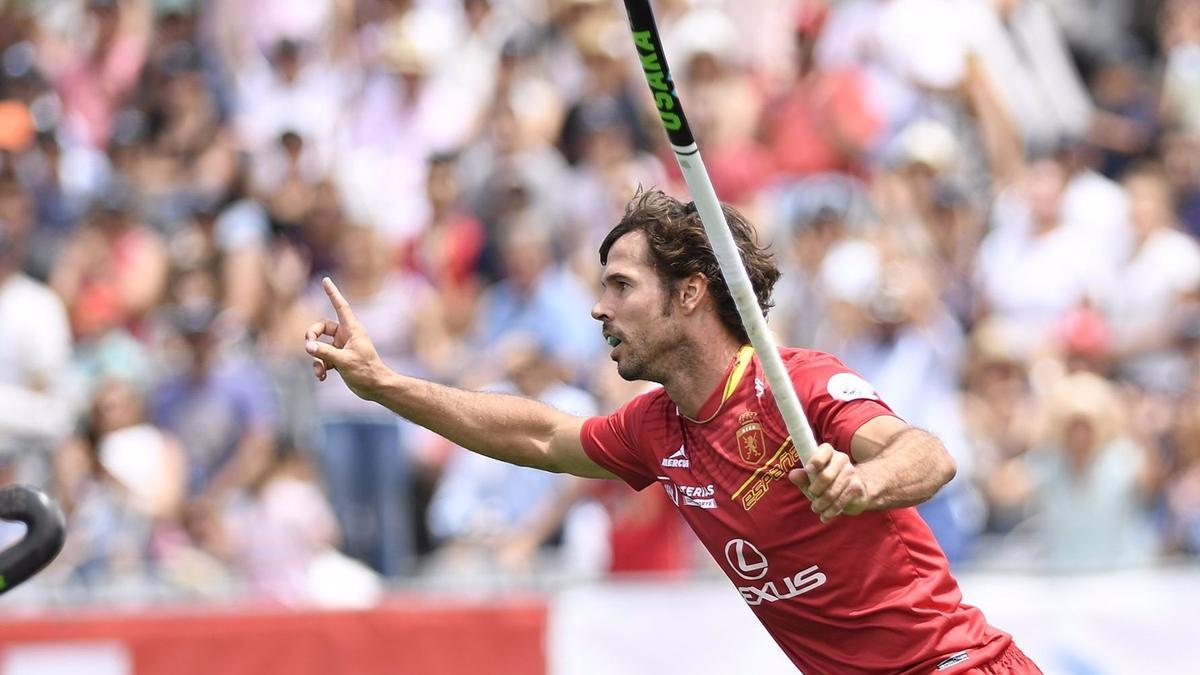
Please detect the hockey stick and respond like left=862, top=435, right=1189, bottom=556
left=0, top=484, right=66, bottom=596
left=619, top=0, right=818, bottom=462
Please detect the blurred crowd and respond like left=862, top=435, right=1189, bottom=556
left=0, top=0, right=1199, bottom=607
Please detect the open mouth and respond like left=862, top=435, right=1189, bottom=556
left=606, top=335, right=622, bottom=348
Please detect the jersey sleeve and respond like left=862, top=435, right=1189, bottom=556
left=579, top=392, right=660, bottom=491
left=788, top=351, right=898, bottom=455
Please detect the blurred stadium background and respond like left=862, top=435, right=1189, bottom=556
left=0, top=0, right=1198, bottom=672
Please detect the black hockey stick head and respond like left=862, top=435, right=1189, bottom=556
left=0, top=485, right=66, bottom=596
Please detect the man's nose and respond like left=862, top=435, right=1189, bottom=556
left=591, top=300, right=609, bottom=322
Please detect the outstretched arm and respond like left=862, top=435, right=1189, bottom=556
left=305, top=277, right=615, bottom=480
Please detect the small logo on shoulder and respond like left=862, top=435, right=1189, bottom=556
left=826, top=372, right=878, bottom=402
left=935, top=651, right=970, bottom=671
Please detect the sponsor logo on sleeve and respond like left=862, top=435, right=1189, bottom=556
left=826, top=372, right=878, bottom=402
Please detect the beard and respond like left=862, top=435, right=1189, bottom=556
left=612, top=288, right=676, bottom=383
left=614, top=329, right=672, bottom=384
left=616, top=350, right=649, bottom=382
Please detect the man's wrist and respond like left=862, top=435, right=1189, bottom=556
left=363, top=367, right=400, bottom=404
left=853, top=461, right=883, bottom=512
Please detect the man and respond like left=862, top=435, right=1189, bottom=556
left=305, top=190, right=1041, bottom=674
left=152, top=302, right=276, bottom=501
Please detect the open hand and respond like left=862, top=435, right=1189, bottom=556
left=304, top=277, right=386, bottom=401
left=788, top=443, right=871, bottom=524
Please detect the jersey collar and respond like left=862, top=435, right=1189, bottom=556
left=682, top=345, right=755, bottom=424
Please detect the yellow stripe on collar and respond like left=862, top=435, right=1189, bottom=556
left=722, top=345, right=755, bottom=404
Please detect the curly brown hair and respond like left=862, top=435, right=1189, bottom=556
left=599, top=189, right=780, bottom=344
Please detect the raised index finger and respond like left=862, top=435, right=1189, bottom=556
left=322, top=277, right=358, bottom=326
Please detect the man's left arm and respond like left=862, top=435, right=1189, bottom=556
left=788, top=415, right=957, bottom=523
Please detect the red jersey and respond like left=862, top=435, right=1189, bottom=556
left=580, top=347, right=1011, bottom=675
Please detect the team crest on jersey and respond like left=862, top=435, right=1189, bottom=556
left=736, top=410, right=767, bottom=465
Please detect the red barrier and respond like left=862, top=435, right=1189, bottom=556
left=0, top=595, right=547, bottom=675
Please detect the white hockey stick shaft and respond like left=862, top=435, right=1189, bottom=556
left=622, top=0, right=818, bottom=462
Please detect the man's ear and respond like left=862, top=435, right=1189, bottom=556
left=678, top=273, right=709, bottom=313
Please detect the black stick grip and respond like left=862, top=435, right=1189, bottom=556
left=622, top=0, right=696, bottom=150
left=0, top=485, right=66, bottom=595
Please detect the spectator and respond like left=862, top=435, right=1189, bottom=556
left=132, top=37, right=227, bottom=228
left=298, top=179, right=348, bottom=279
left=1057, top=139, right=1133, bottom=270
left=334, top=25, right=473, bottom=243
left=760, top=1, right=882, bottom=180
left=256, top=233, right=321, bottom=451
left=89, top=375, right=186, bottom=521
left=222, top=442, right=379, bottom=606
left=37, top=0, right=152, bottom=149
left=993, top=372, right=1161, bottom=570
left=164, top=178, right=271, bottom=331
left=0, top=200, right=74, bottom=486
left=975, top=157, right=1110, bottom=356
left=562, top=97, right=666, bottom=273
left=770, top=175, right=874, bottom=348
left=49, top=185, right=169, bottom=342
left=557, top=18, right=647, bottom=167
left=400, top=152, right=485, bottom=380
left=150, top=302, right=277, bottom=502
left=47, top=419, right=153, bottom=590
left=872, top=119, right=988, bottom=319
left=531, top=0, right=613, bottom=103
left=473, top=213, right=600, bottom=375
left=663, top=8, right=770, bottom=206
left=964, top=320, right=1039, bottom=535
left=1101, top=162, right=1200, bottom=392
left=11, top=129, right=105, bottom=281
left=215, top=0, right=355, bottom=169
left=253, top=131, right=323, bottom=232
left=458, top=68, right=570, bottom=262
